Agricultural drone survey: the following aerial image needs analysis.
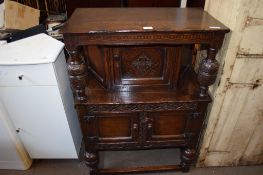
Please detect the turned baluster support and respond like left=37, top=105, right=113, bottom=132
left=197, top=47, right=219, bottom=97
left=85, top=151, right=99, bottom=175
left=67, top=49, right=88, bottom=102
left=180, top=148, right=196, bottom=172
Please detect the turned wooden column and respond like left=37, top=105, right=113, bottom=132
left=85, top=151, right=99, bottom=175
left=67, top=49, right=88, bottom=102
left=197, top=47, right=219, bottom=97
left=84, top=115, right=99, bottom=175
left=180, top=148, right=196, bottom=172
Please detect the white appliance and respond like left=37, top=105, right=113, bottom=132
left=0, top=34, right=82, bottom=159
left=0, top=98, right=32, bottom=170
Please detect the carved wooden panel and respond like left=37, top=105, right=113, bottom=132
left=111, top=46, right=181, bottom=90
left=120, top=47, right=164, bottom=78
left=85, top=102, right=198, bottom=113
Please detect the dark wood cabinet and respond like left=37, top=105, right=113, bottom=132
left=127, top=0, right=180, bottom=7
left=61, top=8, right=229, bottom=175
left=65, top=0, right=180, bottom=17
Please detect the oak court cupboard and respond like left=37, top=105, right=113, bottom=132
left=61, top=8, right=230, bottom=174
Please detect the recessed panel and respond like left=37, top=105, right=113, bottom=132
left=120, top=47, right=165, bottom=79
left=84, top=46, right=106, bottom=84
left=98, top=116, right=131, bottom=138
left=111, top=46, right=181, bottom=90
left=150, top=112, right=188, bottom=139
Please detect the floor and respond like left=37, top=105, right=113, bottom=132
left=0, top=149, right=262, bottom=175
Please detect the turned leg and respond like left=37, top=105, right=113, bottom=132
left=85, top=151, right=99, bottom=175
left=67, top=49, right=88, bottom=102
left=197, top=47, right=219, bottom=97
left=180, top=148, right=196, bottom=172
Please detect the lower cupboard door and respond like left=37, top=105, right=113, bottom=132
left=94, top=113, right=140, bottom=143
left=145, top=111, right=193, bottom=143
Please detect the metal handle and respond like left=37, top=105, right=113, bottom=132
left=16, top=128, right=21, bottom=133
left=18, top=75, right=24, bottom=80
left=147, top=123, right=153, bottom=129
left=113, top=54, right=121, bottom=61
left=133, top=123, right=138, bottom=130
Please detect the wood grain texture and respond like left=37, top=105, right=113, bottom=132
left=61, top=8, right=229, bottom=34
left=61, top=8, right=229, bottom=174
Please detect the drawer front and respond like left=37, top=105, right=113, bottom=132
left=82, top=113, right=139, bottom=144
left=145, top=111, right=198, bottom=142
left=0, top=64, right=57, bottom=86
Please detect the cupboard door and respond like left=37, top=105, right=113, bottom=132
left=145, top=111, right=193, bottom=142
left=111, top=46, right=181, bottom=90
left=84, top=113, right=140, bottom=143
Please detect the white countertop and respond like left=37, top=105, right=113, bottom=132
left=0, top=33, right=64, bottom=65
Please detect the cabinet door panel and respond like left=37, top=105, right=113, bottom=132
left=146, top=111, right=191, bottom=141
left=94, top=113, right=139, bottom=143
left=153, top=114, right=186, bottom=136
left=98, top=117, right=131, bottom=138
left=111, top=46, right=181, bottom=90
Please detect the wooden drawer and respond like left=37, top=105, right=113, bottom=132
left=0, top=64, right=57, bottom=86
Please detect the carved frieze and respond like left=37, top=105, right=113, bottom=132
left=85, top=102, right=198, bottom=113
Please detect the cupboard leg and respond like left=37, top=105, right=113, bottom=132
left=180, top=148, right=196, bottom=172
left=85, top=151, right=99, bottom=175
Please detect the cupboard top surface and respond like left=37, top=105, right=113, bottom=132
left=61, top=8, right=229, bottom=34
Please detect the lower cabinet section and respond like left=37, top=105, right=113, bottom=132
left=81, top=110, right=202, bottom=150
left=79, top=105, right=206, bottom=174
